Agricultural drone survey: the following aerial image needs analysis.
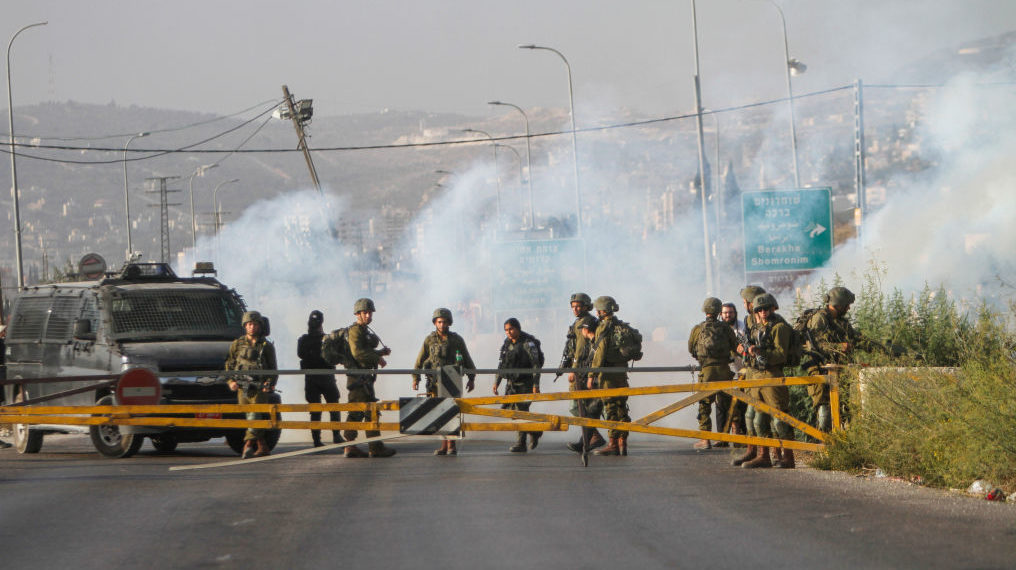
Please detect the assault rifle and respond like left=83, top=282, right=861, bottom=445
left=227, top=374, right=275, bottom=397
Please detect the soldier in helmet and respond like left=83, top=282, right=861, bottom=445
left=588, top=295, right=632, bottom=456
left=495, top=318, right=545, bottom=453
left=739, top=293, right=796, bottom=469
left=342, top=298, right=396, bottom=458
left=412, top=307, right=476, bottom=455
left=805, top=286, right=871, bottom=432
left=560, top=293, right=605, bottom=452
left=688, top=297, right=738, bottom=450
left=225, top=310, right=278, bottom=459
left=297, top=310, right=342, bottom=448
left=731, top=285, right=766, bottom=465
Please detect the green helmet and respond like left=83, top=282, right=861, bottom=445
left=353, top=298, right=376, bottom=313
left=570, top=292, right=592, bottom=310
left=752, top=293, right=778, bottom=312
left=740, top=285, right=766, bottom=302
left=824, top=287, right=855, bottom=307
left=432, top=307, right=453, bottom=325
left=702, top=297, right=722, bottom=314
left=593, top=295, right=619, bottom=313
left=242, top=311, right=262, bottom=325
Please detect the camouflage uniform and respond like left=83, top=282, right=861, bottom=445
left=590, top=315, right=630, bottom=439
left=225, top=335, right=278, bottom=442
left=496, top=330, right=544, bottom=451
left=745, top=314, right=793, bottom=442
left=805, top=306, right=870, bottom=431
left=566, top=314, right=597, bottom=416
left=412, top=331, right=476, bottom=396
left=688, top=315, right=738, bottom=435
left=344, top=322, right=386, bottom=443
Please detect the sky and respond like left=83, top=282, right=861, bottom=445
left=4, top=0, right=1015, bottom=125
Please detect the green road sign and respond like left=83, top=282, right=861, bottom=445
left=742, top=188, right=833, bottom=272
left=491, top=239, right=583, bottom=310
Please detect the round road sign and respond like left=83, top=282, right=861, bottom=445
left=116, top=368, right=162, bottom=406
left=78, top=253, right=107, bottom=280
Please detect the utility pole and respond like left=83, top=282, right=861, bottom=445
left=280, top=85, right=322, bottom=193
left=146, top=176, right=181, bottom=264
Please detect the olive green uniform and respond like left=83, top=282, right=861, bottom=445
left=804, top=307, right=866, bottom=406
left=344, top=322, right=386, bottom=442
left=590, top=315, right=630, bottom=439
left=413, top=331, right=476, bottom=395
left=688, top=317, right=738, bottom=432
left=745, top=314, right=793, bottom=441
left=224, top=336, right=278, bottom=441
left=566, top=314, right=597, bottom=416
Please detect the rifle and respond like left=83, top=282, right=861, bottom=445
left=227, top=374, right=274, bottom=398
left=555, top=329, right=576, bottom=382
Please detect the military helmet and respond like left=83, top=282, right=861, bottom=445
left=432, top=307, right=453, bottom=325
left=824, top=286, right=856, bottom=307
left=353, top=298, right=376, bottom=313
left=751, top=293, right=778, bottom=312
left=740, top=285, right=766, bottom=302
left=702, top=297, right=723, bottom=314
left=242, top=311, right=263, bottom=325
left=570, top=292, right=593, bottom=310
left=593, top=295, right=619, bottom=313
left=308, top=310, right=324, bottom=326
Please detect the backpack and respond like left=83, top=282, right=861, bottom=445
left=787, top=308, right=821, bottom=367
left=695, top=320, right=730, bottom=362
left=320, top=327, right=353, bottom=367
left=612, top=319, right=644, bottom=362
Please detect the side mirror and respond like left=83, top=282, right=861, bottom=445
left=74, top=319, right=96, bottom=340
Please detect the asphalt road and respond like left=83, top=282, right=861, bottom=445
left=0, top=434, right=1013, bottom=570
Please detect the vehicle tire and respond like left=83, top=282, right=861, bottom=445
left=89, top=394, right=144, bottom=458
left=225, top=430, right=246, bottom=455
left=13, top=388, right=43, bottom=454
left=150, top=435, right=178, bottom=453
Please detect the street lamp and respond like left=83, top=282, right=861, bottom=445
left=213, top=178, right=240, bottom=234
left=7, top=21, right=47, bottom=290
left=488, top=101, right=535, bottom=228
left=689, top=1, right=715, bottom=295
left=187, top=163, right=218, bottom=248
left=768, top=0, right=804, bottom=187
left=494, top=143, right=525, bottom=190
left=122, top=131, right=149, bottom=260
left=461, top=128, right=502, bottom=229
left=518, top=43, right=583, bottom=236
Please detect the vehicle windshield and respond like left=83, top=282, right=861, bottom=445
left=109, top=289, right=244, bottom=341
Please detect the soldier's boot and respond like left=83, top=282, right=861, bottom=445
left=252, top=437, right=271, bottom=458
left=588, top=430, right=606, bottom=449
left=433, top=440, right=448, bottom=456
left=693, top=438, right=712, bottom=450
left=528, top=431, right=542, bottom=450
left=775, top=447, right=795, bottom=469
left=509, top=432, right=527, bottom=453
left=447, top=440, right=458, bottom=455
left=816, top=404, right=832, bottom=432
left=730, top=423, right=746, bottom=448
left=343, top=430, right=358, bottom=443
left=345, top=445, right=368, bottom=458
left=594, top=437, right=620, bottom=456
left=742, top=446, right=772, bottom=469
left=731, top=445, right=756, bottom=467
left=368, top=441, right=397, bottom=458
left=619, top=436, right=628, bottom=456
left=331, top=431, right=344, bottom=444
left=241, top=439, right=256, bottom=459
left=311, top=430, right=324, bottom=448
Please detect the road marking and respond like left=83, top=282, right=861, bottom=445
left=168, top=434, right=410, bottom=471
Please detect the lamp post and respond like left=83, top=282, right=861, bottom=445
left=767, top=0, right=804, bottom=187
left=488, top=101, right=535, bottom=228
left=690, top=1, right=714, bottom=295
left=494, top=143, right=525, bottom=190
left=518, top=44, right=583, bottom=237
left=213, top=178, right=240, bottom=234
left=461, top=128, right=502, bottom=229
left=187, top=163, right=218, bottom=248
left=122, top=131, right=149, bottom=260
left=7, top=21, right=47, bottom=290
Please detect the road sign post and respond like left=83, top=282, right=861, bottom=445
left=742, top=188, right=833, bottom=288
left=116, top=368, right=162, bottom=406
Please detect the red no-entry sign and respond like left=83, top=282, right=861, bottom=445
left=116, top=368, right=162, bottom=406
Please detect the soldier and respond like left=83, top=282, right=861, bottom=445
left=560, top=292, right=606, bottom=452
left=494, top=318, right=545, bottom=453
left=589, top=296, right=632, bottom=456
left=740, top=293, right=795, bottom=469
left=688, top=297, right=738, bottom=450
left=342, top=298, right=397, bottom=458
left=731, top=285, right=766, bottom=466
left=225, top=311, right=278, bottom=459
left=721, top=302, right=749, bottom=439
left=412, top=307, right=476, bottom=455
left=805, top=286, right=871, bottom=432
left=567, top=320, right=604, bottom=453
left=297, top=310, right=342, bottom=447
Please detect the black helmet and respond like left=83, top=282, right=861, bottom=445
left=570, top=292, right=593, bottom=310
left=823, top=287, right=855, bottom=307
left=308, top=310, right=324, bottom=326
left=432, top=307, right=453, bottom=325
left=593, top=295, right=619, bottom=313
left=353, top=298, right=376, bottom=313
left=702, top=297, right=722, bottom=314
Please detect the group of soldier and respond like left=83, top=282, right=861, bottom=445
left=687, top=284, right=867, bottom=469
left=223, top=283, right=865, bottom=463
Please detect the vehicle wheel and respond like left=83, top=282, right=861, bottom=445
left=225, top=430, right=246, bottom=455
left=89, top=394, right=144, bottom=458
left=150, top=435, right=178, bottom=453
left=13, top=388, right=43, bottom=454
